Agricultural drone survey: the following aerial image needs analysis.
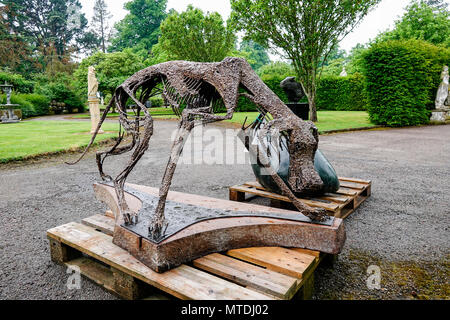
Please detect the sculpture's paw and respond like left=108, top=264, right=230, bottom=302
left=123, top=211, right=138, bottom=225
left=306, top=208, right=329, bottom=223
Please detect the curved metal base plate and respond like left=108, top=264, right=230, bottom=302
left=94, top=182, right=346, bottom=273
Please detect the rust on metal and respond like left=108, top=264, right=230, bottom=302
left=68, top=58, right=337, bottom=268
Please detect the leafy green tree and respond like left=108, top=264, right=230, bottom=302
left=378, top=0, right=450, bottom=47
left=1, top=0, right=92, bottom=71
left=158, top=5, right=236, bottom=62
left=257, top=61, right=295, bottom=79
left=319, top=44, right=347, bottom=76
left=0, top=7, right=34, bottom=74
left=230, top=0, right=381, bottom=122
left=425, top=0, right=448, bottom=11
left=239, top=40, right=271, bottom=70
left=92, top=0, right=112, bottom=53
left=73, top=50, right=145, bottom=106
left=346, top=43, right=369, bottom=74
left=109, top=0, right=167, bottom=53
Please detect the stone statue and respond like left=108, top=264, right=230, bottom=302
left=435, top=65, right=449, bottom=110
left=5, top=85, right=12, bottom=105
left=340, top=67, right=347, bottom=77
left=280, top=77, right=305, bottom=103
left=87, top=66, right=103, bottom=134
left=88, top=66, right=99, bottom=98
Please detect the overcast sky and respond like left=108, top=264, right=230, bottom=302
left=80, top=0, right=449, bottom=55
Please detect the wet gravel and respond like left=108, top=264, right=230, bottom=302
left=0, top=120, right=448, bottom=300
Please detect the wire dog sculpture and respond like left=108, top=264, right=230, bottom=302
left=69, top=57, right=328, bottom=242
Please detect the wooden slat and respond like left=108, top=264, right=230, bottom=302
left=335, top=188, right=359, bottom=196
left=231, top=185, right=340, bottom=211
left=317, top=194, right=351, bottom=204
left=66, top=257, right=116, bottom=293
left=194, top=253, right=297, bottom=299
left=227, top=247, right=316, bottom=279
left=47, top=222, right=271, bottom=300
left=290, top=248, right=321, bottom=260
left=338, top=181, right=368, bottom=190
left=338, top=177, right=372, bottom=184
left=82, top=214, right=115, bottom=235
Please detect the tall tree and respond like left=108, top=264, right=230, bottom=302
left=110, top=0, right=167, bottom=53
left=0, top=5, right=34, bottom=73
left=0, top=0, right=90, bottom=70
left=378, top=0, right=450, bottom=47
left=425, top=0, right=448, bottom=11
left=230, top=0, right=381, bottom=122
left=157, top=5, right=236, bottom=62
left=239, top=40, right=271, bottom=70
left=92, top=0, right=112, bottom=53
left=73, top=49, right=145, bottom=102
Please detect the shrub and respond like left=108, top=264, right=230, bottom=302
left=0, top=72, right=34, bottom=93
left=362, top=39, right=450, bottom=127
left=22, top=94, right=50, bottom=116
left=316, top=73, right=368, bottom=111
left=149, top=96, right=164, bottom=107
left=37, top=82, right=85, bottom=113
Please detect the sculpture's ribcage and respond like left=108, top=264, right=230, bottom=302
left=161, top=77, right=224, bottom=119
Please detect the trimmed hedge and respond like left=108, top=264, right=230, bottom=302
left=234, top=75, right=291, bottom=112
left=362, top=39, right=450, bottom=127
left=316, top=73, right=368, bottom=111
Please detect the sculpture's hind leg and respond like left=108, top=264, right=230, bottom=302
left=112, top=111, right=154, bottom=225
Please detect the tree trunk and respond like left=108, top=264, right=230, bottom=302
left=308, top=92, right=318, bottom=122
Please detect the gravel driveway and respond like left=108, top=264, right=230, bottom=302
left=0, top=120, right=448, bottom=300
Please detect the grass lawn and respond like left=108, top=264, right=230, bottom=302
left=73, top=107, right=174, bottom=118
left=0, top=121, right=120, bottom=162
left=214, top=111, right=373, bottom=132
left=75, top=109, right=373, bottom=132
left=1, top=111, right=373, bottom=163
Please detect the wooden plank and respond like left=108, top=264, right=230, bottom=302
left=335, top=187, right=359, bottom=196
left=47, top=222, right=271, bottom=300
left=230, top=185, right=340, bottom=211
left=338, top=181, right=368, bottom=190
left=82, top=214, right=115, bottom=235
left=194, top=253, right=298, bottom=300
left=66, top=257, right=116, bottom=294
left=338, top=177, right=372, bottom=185
left=227, top=247, right=316, bottom=279
left=317, top=194, right=352, bottom=204
left=290, top=248, right=321, bottom=261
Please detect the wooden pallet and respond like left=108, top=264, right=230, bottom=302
left=229, top=177, right=371, bottom=219
left=47, top=211, right=328, bottom=300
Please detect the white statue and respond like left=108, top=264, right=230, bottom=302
left=435, top=65, right=449, bottom=110
left=87, top=66, right=103, bottom=134
left=339, top=67, right=347, bottom=77
left=88, top=66, right=99, bottom=98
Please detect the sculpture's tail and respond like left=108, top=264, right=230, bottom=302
left=65, top=99, right=113, bottom=165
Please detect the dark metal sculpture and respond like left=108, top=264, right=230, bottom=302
left=280, top=77, right=305, bottom=103
left=70, top=57, right=328, bottom=242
